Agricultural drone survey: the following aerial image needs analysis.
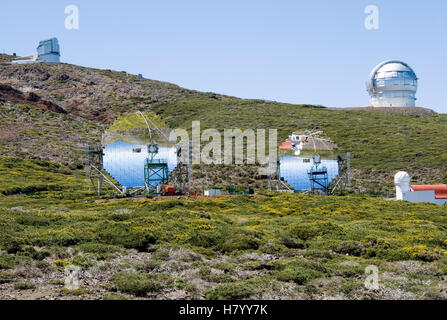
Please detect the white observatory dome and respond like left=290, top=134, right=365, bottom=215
left=394, top=171, right=410, bottom=185
left=367, top=60, right=418, bottom=107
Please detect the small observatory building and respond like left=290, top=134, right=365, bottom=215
left=367, top=60, right=418, bottom=107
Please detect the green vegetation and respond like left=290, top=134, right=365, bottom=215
left=103, top=112, right=171, bottom=147
left=2, top=62, right=447, bottom=299
left=3, top=62, right=447, bottom=192
left=0, top=254, right=17, bottom=269
left=14, top=282, right=36, bottom=290
left=112, top=272, right=165, bottom=296
left=0, top=157, right=83, bottom=196
left=1, top=180, right=447, bottom=299
left=204, top=281, right=257, bottom=300
left=60, top=288, right=89, bottom=296
left=48, top=279, right=65, bottom=286
left=0, top=102, right=103, bottom=167
left=108, top=112, right=166, bottom=132
left=102, top=293, right=130, bottom=300
left=0, top=271, right=14, bottom=281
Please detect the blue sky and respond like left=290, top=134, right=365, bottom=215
left=1, top=1, right=446, bottom=112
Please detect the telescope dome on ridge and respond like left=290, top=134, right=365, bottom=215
left=367, top=60, right=418, bottom=107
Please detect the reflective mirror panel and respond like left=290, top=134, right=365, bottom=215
left=280, top=156, right=339, bottom=191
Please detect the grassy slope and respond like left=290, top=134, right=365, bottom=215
left=2, top=61, right=447, bottom=190
left=0, top=60, right=215, bottom=123
left=1, top=185, right=447, bottom=299
left=0, top=102, right=104, bottom=167
left=0, top=157, right=79, bottom=196
left=2, top=62, right=447, bottom=299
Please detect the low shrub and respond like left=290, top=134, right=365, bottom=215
left=21, top=246, right=51, bottom=260
left=403, top=245, right=442, bottom=262
left=54, top=259, right=71, bottom=270
left=205, top=273, right=235, bottom=283
left=151, top=248, right=171, bottom=261
left=289, top=222, right=345, bottom=241
left=303, top=249, right=333, bottom=260
left=76, top=243, right=121, bottom=256
left=15, top=214, right=51, bottom=227
left=137, top=260, right=162, bottom=272
left=48, top=279, right=65, bottom=286
left=188, top=229, right=225, bottom=249
left=259, top=240, right=285, bottom=254
left=280, top=236, right=306, bottom=249
left=97, top=223, right=157, bottom=251
left=376, top=249, right=411, bottom=261
left=72, top=255, right=94, bottom=269
left=1, top=236, right=25, bottom=254
left=331, top=241, right=364, bottom=257
left=339, top=280, right=364, bottom=296
left=112, top=272, right=163, bottom=297
left=211, top=262, right=236, bottom=272
left=196, top=265, right=235, bottom=283
left=0, top=271, right=14, bottom=282
left=35, top=261, right=52, bottom=270
left=0, top=254, right=16, bottom=269
left=275, top=267, right=322, bottom=285
left=333, top=264, right=365, bottom=278
left=219, top=233, right=260, bottom=253
left=270, top=258, right=328, bottom=274
left=14, top=282, right=36, bottom=290
left=204, top=281, right=256, bottom=300
left=60, top=288, right=89, bottom=296
left=102, top=293, right=129, bottom=300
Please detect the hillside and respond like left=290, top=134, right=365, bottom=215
left=1, top=60, right=447, bottom=192
left=0, top=94, right=103, bottom=167
left=0, top=60, right=227, bottom=123
left=151, top=98, right=447, bottom=191
left=1, top=60, right=447, bottom=300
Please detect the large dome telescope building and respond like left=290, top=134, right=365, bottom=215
left=367, top=60, right=418, bottom=107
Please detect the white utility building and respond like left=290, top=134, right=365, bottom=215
left=204, top=189, right=221, bottom=196
left=367, top=60, right=418, bottom=107
left=394, top=171, right=447, bottom=205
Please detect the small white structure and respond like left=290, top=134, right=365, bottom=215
left=12, top=38, right=60, bottom=65
left=11, top=53, right=39, bottom=65
left=288, top=132, right=308, bottom=156
left=289, top=132, right=308, bottom=143
left=204, top=189, right=221, bottom=196
left=394, top=171, right=447, bottom=205
left=292, top=143, right=303, bottom=156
